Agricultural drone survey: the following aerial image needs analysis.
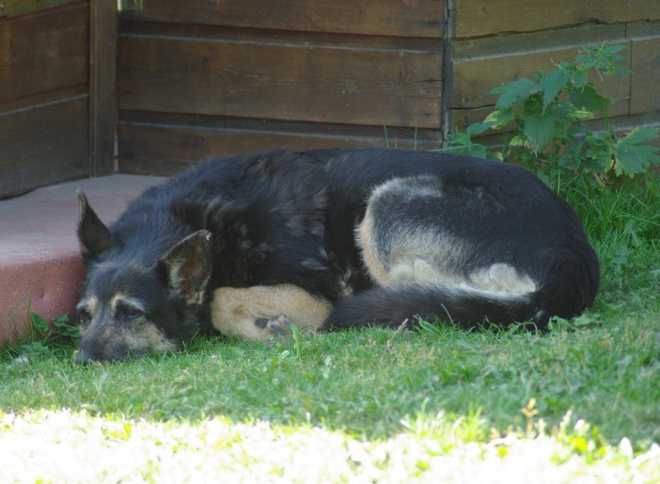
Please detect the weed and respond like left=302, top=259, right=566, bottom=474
left=440, top=45, right=660, bottom=192
left=3, top=312, right=80, bottom=361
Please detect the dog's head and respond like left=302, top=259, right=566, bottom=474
left=74, top=191, right=213, bottom=363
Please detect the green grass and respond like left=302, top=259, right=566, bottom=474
left=2, top=316, right=658, bottom=443
left=1, top=178, right=659, bottom=480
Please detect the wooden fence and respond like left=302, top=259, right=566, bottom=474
left=116, top=0, right=659, bottom=175
left=1, top=1, right=658, bottom=186
left=0, top=0, right=115, bottom=198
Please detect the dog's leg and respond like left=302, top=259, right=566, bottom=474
left=211, top=284, right=332, bottom=341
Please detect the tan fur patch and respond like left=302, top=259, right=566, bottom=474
left=211, top=284, right=332, bottom=341
left=77, top=296, right=99, bottom=314
left=388, top=259, right=445, bottom=285
left=110, top=294, right=146, bottom=313
left=357, top=176, right=466, bottom=288
left=76, top=296, right=99, bottom=337
left=358, top=177, right=539, bottom=297
left=356, top=209, right=390, bottom=286
left=119, top=322, right=178, bottom=354
left=468, top=263, right=538, bottom=295
left=358, top=211, right=467, bottom=288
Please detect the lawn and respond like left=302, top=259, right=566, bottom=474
left=1, top=180, right=659, bottom=482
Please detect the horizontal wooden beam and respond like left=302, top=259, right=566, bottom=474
left=121, top=0, right=443, bottom=38
left=0, top=0, right=78, bottom=19
left=118, top=34, right=442, bottom=128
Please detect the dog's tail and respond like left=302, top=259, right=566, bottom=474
left=323, top=283, right=553, bottom=332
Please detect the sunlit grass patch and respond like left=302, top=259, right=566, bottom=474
left=1, top=409, right=658, bottom=482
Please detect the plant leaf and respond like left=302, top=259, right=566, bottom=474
left=495, top=78, right=536, bottom=109
left=571, top=70, right=589, bottom=88
left=619, top=126, right=660, bottom=146
left=51, top=314, right=70, bottom=327
left=540, top=69, right=571, bottom=112
left=509, top=134, right=533, bottom=149
left=614, top=148, right=645, bottom=177
left=614, top=127, right=660, bottom=176
left=520, top=111, right=558, bottom=153
left=466, top=121, right=494, bottom=136
left=483, top=108, right=515, bottom=129
left=603, top=44, right=627, bottom=55
left=437, top=131, right=489, bottom=159
left=570, top=83, right=610, bottom=113
left=30, top=312, right=49, bottom=336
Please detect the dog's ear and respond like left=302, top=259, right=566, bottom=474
left=77, top=189, right=118, bottom=259
left=159, top=230, right=213, bottom=304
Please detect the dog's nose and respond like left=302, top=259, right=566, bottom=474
left=74, top=348, right=97, bottom=364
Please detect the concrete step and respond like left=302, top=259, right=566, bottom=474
left=0, top=174, right=165, bottom=346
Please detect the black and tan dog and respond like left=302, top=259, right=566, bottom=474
left=75, top=148, right=599, bottom=362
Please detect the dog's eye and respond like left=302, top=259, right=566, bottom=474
left=78, top=309, right=91, bottom=325
left=118, top=306, right=142, bottom=320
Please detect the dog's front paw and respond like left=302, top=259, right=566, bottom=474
left=255, top=315, right=295, bottom=338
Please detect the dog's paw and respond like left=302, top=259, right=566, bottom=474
left=255, top=315, right=295, bottom=338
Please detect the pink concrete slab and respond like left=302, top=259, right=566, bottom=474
left=0, top=174, right=165, bottom=346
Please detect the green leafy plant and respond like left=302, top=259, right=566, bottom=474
left=5, top=312, right=80, bottom=360
left=442, top=45, right=660, bottom=190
